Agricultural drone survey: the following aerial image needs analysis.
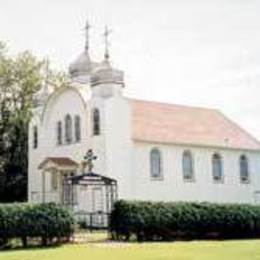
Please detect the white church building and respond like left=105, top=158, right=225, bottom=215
left=28, top=23, right=260, bottom=214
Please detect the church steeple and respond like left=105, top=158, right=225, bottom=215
left=90, top=25, right=124, bottom=90
left=68, top=20, right=93, bottom=80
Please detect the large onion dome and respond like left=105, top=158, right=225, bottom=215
left=91, top=59, right=124, bottom=87
left=68, top=50, right=92, bottom=78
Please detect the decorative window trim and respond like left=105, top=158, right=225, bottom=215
left=212, top=153, right=224, bottom=184
left=65, top=114, right=72, bottom=145
left=182, top=150, right=195, bottom=182
left=150, top=148, right=163, bottom=180
left=240, top=155, right=250, bottom=184
left=57, top=121, right=62, bottom=146
left=93, top=108, right=101, bottom=136
left=74, top=115, right=81, bottom=143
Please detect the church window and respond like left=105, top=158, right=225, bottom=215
left=240, top=155, right=249, bottom=183
left=150, top=148, right=163, bottom=179
left=75, top=115, right=81, bottom=142
left=65, top=114, right=72, bottom=144
left=182, top=150, right=194, bottom=181
left=57, top=121, right=62, bottom=145
left=212, top=153, right=223, bottom=182
left=93, top=108, right=100, bottom=136
left=33, top=125, right=38, bottom=149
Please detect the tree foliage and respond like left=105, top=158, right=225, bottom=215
left=0, top=41, right=67, bottom=202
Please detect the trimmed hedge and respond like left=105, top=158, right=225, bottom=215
left=0, top=203, right=74, bottom=248
left=110, top=200, right=260, bottom=241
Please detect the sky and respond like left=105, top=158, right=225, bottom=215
left=0, top=0, right=260, bottom=139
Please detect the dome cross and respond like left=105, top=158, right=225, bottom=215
left=84, top=20, right=91, bottom=51
left=103, top=25, right=112, bottom=61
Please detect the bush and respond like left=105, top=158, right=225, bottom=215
left=0, top=203, right=74, bottom=248
left=110, top=200, right=260, bottom=241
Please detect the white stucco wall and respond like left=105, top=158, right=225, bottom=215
left=130, top=142, right=260, bottom=204
left=28, top=86, right=90, bottom=202
left=28, top=82, right=260, bottom=205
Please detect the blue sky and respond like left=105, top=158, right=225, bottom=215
left=1, top=0, right=260, bottom=139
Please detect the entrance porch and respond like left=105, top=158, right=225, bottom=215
left=31, top=157, right=79, bottom=204
left=31, top=152, right=118, bottom=229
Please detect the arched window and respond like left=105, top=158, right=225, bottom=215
left=240, top=155, right=249, bottom=183
left=182, top=150, right=194, bottom=180
left=212, top=153, right=223, bottom=182
left=74, top=115, right=81, bottom=142
left=65, top=114, right=72, bottom=144
left=93, top=108, right=100, bottom=136
left=57, top=121, right=62, bottom=145
left=33, top=125, right=38, bottom=149
left=150, top=148, right=162, bottom=179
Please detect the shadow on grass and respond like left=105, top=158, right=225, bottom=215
left=0, top=241, right=67, bottom=252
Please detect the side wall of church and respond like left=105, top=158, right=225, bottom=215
left=130, top=142, right=260, bottom=204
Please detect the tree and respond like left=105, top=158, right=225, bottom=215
left=0, top=42, right=67, bottom=202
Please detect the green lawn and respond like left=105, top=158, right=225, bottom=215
left=1, top=234, right=260, bottom=260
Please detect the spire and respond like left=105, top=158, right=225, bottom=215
left=84, top=20, right=90, bottom=51
left=90, top=25, right=124, bottom=88
left=103, top=25, right=112, bottom=61
left=69, top=20, right=93, bottom=79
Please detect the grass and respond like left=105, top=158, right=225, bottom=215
left=1, top=233, right=260, bottom=260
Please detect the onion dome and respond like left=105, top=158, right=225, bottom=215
left=69, top=50, right=92, bottom=78
left=68, top=21, right=94, bottom=79
left=91, top=26, right=124, bottom=87
left=90, top=59, right=124, bottom=87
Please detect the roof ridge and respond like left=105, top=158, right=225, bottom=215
left=128, top=97, right=219, bottom=112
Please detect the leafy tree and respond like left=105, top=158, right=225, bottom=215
left=0, top=42, right=67, bottom=202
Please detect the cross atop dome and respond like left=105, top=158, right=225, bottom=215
left=103, top=25, right=112, bottom=61
left=84, top=20, right=91, bottom=51
left=69, top=19, right=93, bottom=79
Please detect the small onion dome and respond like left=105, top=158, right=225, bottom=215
left=69, top=50, right=92, bottom=78
left=91, top=59, right=124, bottom=87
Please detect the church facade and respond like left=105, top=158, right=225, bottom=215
left=28, top=24, right=260, bottom=213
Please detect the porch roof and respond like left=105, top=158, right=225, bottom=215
left=66, top=172, right=117, bottom=186
left=38, top=157, right=79, bottom=170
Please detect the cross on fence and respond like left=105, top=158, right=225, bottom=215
left=82, top=149, right=97, bottom=173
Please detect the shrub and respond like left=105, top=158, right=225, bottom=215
left=0, top=203, right=74, bottom=248
left=110, top=200, right=260, bottom=241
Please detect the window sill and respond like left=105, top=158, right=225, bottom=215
left=150, top=177, right=164, bottom=181
left=57, top=141, right=81, bottom=147
left=183, top=178, right=196, bottom=183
